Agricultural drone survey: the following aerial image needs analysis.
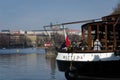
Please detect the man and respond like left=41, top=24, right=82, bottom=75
left=93, top=39, right=102, bottom=51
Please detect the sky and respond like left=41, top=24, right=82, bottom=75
left=0, top=0, right=119, bottom=31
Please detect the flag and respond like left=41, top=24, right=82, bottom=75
left=64, top=29, right=70, bottom=47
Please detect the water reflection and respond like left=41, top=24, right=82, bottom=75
left=46, top=56, right=57, bottom=80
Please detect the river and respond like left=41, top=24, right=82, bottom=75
left=0, top=48, right=65, bottom=80
left=0, top=48, right=119, bottom=80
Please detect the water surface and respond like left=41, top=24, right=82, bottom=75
left=0, top=48, right=65, bottom=80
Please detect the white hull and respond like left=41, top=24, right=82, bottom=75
left=56, top=52, right=120, bottom=62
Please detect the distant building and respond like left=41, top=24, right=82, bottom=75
left=0, top=29, right=81, bottom=48
left=67, top=30, right=81, bottom=35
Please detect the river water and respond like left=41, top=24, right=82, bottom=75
left=0, top=48, right=65, bottom=80
left=0, top=48, right=119, bottom=80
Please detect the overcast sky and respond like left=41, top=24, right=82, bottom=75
left=0, top=0, right=119, bottom=30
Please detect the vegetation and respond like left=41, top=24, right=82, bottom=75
left=112, top=2, right=120, bottom=14
left=50, top=32, right=81, bottom=49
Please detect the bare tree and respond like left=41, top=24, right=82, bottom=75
left=112, top=2, right=120, bottom=14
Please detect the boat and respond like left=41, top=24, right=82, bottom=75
left=56, top=14, right=120, bottom=80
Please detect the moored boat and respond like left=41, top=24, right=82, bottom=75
left=56, top=14, right=120, bottom=80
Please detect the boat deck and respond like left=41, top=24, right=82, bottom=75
left=58, top=49, right=120, bottom=53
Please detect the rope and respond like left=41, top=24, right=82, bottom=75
left=113, top=17, right=120, bottom=27
left=69, top=49, right=74, bottom=70
left=70, top=53, right=73, bottom=70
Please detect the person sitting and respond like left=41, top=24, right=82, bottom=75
left=79, top=39, right=88, bottom=50
left=60, top=42, right=67, bottom=50
left=93, top=39, right=102, bottom=51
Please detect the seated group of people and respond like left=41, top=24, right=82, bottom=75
left=61, top=39, right=102, bottom=51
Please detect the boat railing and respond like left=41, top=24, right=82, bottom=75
left=58, top=46, right=118, bottom=53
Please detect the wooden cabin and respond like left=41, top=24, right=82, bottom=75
left=81, top=14, right=120, bottom=52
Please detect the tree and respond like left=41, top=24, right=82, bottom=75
left=112, top=2, right=120, bottom=14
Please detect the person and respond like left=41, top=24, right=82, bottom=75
left=93, top=39, right=102, bottom=51
left=61, top=41, right=67, bottom=50
left=79, top=39, right=88, bottom=50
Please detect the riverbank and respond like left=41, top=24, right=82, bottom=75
left=0, top=48, right=45, bottom=54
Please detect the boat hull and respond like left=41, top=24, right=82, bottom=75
left=56, top=52, right=120, bottom=78
left=57, top=60, right=120, bottom=78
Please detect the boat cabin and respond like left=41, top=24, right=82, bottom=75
left=81, top=14, right=120, bottom=52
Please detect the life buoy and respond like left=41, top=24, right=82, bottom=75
left=65, top=66, right=78, bottom=80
